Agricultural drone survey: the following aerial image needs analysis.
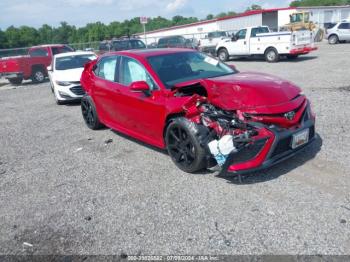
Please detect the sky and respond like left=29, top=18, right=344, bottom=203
left=0, top=0, right=292, bottom=29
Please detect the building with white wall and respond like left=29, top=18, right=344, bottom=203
left=297, top=5, right=350, bottom=28
left=139, top=6, right=350, bottom=43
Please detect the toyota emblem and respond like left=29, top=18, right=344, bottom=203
left=284, top=111, right=295, bottom=120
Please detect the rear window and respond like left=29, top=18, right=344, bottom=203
left=338, top=23, right=350, bottom=29
left=29, top=48, right=48, bottom=57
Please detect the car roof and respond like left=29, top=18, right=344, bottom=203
left=54, top=51, right=96, bottom=58
left=103, top=48, right=195, bottom=59
left=30, top=44, right=68, bottom=49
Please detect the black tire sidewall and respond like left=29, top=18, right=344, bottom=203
left=81, top=95, right=103, bottom=130
left=165, top=117, right=207, bottom=173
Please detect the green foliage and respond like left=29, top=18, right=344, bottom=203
left=0, top=9, right=242, bottom=49
left=246, top=4, right=262, bottom=11
left=290, top=0, right=350, bottom=6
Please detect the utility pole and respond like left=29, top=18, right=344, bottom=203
left=140, top=17, right=148, bottom=47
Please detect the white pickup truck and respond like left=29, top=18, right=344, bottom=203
left=216, top=26, right=317, bottom=62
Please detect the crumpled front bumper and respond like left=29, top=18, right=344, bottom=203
left=220, top=108, right=316, bottom=176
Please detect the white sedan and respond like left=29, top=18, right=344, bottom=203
left=48, top=51, right=96, bottom=104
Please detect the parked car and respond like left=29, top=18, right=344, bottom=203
left=216, top=26, right=317, bottom=62
left=199, top=31, right=229, bottom=55
left=80, top=49, right=316, bottom=175
left=157, top=36, right=198, bottom=49
left=0, top=44, right=74, bottom=85
left=48, top=51, right=96, bottom=104
left=326, top=20, right=350, bottom=44
left=98, top=39, right=146, bottom=54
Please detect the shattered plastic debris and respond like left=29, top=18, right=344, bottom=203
left=104, top=139, right=113, bottom=145
left=208, top=135, right=237, bottom=166
left=23, top=242, right=33, bottom=247
left=75, top=147, right=83, bottom=152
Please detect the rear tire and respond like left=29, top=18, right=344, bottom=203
left=9, top=77, right=23, bottom=85
left=217, top=48, right=229, bottom=62
left=81, top=95, right=104, bottom=130
left=265, top=48, right=279, bottom=63
left=328, top=35, right=339, bottom=45
left=31, top=68, right=45, bottom=83
left=165, top=117, right=207, bottom=173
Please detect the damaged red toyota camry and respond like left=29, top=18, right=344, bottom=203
left=80, top=48, right=315, bottom=175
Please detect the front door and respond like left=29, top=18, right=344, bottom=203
left=115, top=56, right=166, bottom=146
left=227, top=29, right=249, bottom=55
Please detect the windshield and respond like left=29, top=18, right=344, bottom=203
left=55, top=54, right=96, bottom=70
left=208, top=31, right=227, bottom=38
left=291, top=13, right=304, bottom=23
left=147, top=52, right=236, bottom=88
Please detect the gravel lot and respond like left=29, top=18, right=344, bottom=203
left=0, top=42, right=349, bottom=256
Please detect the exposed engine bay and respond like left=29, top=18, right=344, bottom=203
left=171, top=78, right=314, bottom=175
left=181, top=93, right=264, bottom=168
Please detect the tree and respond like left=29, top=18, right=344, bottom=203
left=206, top=14, right=214, bottom=20
left=38, top=24, right=53, bottom=44
left=246, top=4, right=262, bottom=11
left=0, top=29, right=7, bottom=48
left=290, top=0, right=350, bottom=6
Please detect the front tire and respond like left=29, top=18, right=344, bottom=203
left=217, top=48, right=229, bottom=62
left=328, top=35, right=339, bottom=45
left=81, top=95, right=104, bottom=130
left=165, top=118, right=207, bottom=173
left=9, top=77, right=23, bottom=85
left=265, top=48, right=279, bottom=63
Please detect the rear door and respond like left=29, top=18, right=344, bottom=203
left=337, top=22, right=350, bottom=41
left=92, top=55, right=123, bottom=125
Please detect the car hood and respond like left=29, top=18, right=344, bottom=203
left=197, top=72, right=302, bottom=112
left=54, top=68, right=84, bottom=82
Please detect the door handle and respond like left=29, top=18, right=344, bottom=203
left=244, top=41, right=247, bottom=45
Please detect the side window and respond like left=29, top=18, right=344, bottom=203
left=95, top=56, right=118, bottom=82
left=251, top=28, right=259, bottom=37
left=120, top=56, right=157, bottom=90
left=236, top=29, right=247, bottom=40
left=29, top=48, right=49, bottom=57
left=339, top=23, right=350, bottom=29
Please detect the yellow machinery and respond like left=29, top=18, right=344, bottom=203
left=285, top=11, right=324, bottom=42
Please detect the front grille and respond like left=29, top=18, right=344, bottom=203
left=271, top=125, right=315, bottom=158
left=70, top=85, right=85, bottom=95
left=231, top=138, right=267, bottom=165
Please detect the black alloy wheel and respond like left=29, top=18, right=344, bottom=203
left=81, top=96, right=103, bottom=130
left=165, top=118, right=207, bottom=173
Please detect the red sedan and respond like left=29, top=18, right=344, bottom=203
left=80, top=48, right=315, bottom=175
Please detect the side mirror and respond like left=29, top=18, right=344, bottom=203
left=130, top=81, right=150, bottom=95
left=231, top=35, right=237, bottom=41
left=47, top=65, right=52, bottom=71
